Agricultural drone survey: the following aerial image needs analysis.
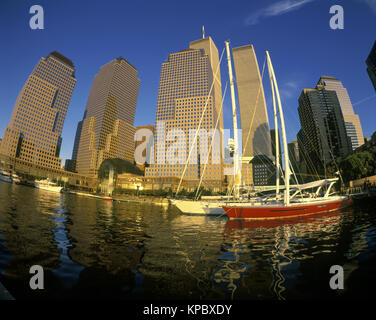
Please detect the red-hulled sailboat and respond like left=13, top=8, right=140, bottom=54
left=223, top=192, right=353, bottom=220
left=223, top=51, right=353, bottom=220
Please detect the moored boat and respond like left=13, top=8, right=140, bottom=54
left=0, top=170, right=12, bottom=183
left=172, top=199, right=227, bottom=215
left=11, top=173, right=21, bottom=184
left=222, top=50, right=353, bottom=220
left=172, top=41, right=247, bottom=215
left=172, top=196, right=261, bottom=215
left=223, top=195, right=352, bottom=220
left=35, top=179, right=62, bottom=193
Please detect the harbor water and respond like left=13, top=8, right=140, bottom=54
left=0, top=180, right=375, bottom=300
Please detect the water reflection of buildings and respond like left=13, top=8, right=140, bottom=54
left=0, top=183, right=62, bottom=297
left=140, top=214, right=228, bottom=299
left=60, top=195, right=146, bottom=297
left=2, top=180, right=375, bottom=299
left=50, top=196, right=85, bottom=289
left=220, top=210, right=348, bottom=299
left=212, top=238, right=249, bottom=299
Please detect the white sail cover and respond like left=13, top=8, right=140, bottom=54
left=290, top=178, right=338, bottom=191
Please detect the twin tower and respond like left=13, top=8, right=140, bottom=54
left=0, top=37, right=272, bottom=187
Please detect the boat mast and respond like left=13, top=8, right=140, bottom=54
left=225, top=41, right=240, bottom=198
left=267, top=58, right=280, bottom=196
left=266, top=51, right=290, bottom=205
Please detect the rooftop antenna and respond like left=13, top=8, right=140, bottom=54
left=202, top=25, right=205, bottom=39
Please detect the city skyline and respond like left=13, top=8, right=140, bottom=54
left=0, top=0, right=375, bottom=165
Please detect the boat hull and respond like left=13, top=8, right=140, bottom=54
left=36, top=185, right=63, bottom=193
left=172, top=200, right=226, bottom=215
left=0, top=175, right=12, bottom=183
left=223, top=197, right=353, bottom=220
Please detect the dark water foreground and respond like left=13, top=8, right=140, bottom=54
left=0, top=181, right=375, bottom=300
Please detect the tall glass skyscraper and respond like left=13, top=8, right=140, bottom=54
left=0, top=52, right=76, bottom=169
left=317, top=76, right=364, bottom=150
left=145, top=36, right=224, bottom=190
left=297, top=84, right=352, bottom=176
left=366, top=41, right=376, bottom=91
left=76, top=57, right=140, bottom=175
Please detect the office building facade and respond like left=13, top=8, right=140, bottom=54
left=76, top=57, right=140, bottom=175
left=366, top=41, right=376, bottom=91
left=317, top=76, right=364, bottom=150
left=134, top=124, right=154, bottom=171
left=64, top=119, right=83, bottom=172
left=0, top=52, right=76, bottom=169
left=250, top=155, right=275, bottom=186
left=232, top=45, right=273, bottom=186
left=297, top=85, right=352, bottom=176
left=288, top=139, right=301, bottom=182
left=232, top=45, right=272, bottom=159
left=145, top=37, right=224, bottom=190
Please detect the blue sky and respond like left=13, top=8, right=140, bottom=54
left=0, top=0, right=375, bottom=163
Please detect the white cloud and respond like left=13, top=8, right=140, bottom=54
left=285, top=81, right=298, bottom=89
left=245, top=0, right=314, bottom=26
left=279, top=81, right=300, bottom=99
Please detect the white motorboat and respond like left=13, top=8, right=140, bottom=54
left=11, top=173, right=21, bottom=184
left=0, top=170, right=12, bottom=183
left=35, top=179, right=62, bottom=193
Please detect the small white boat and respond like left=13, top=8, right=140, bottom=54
left=172, top=197, right=260, bottom=216
left=172, top=199, right=226, bottom=215
left=35, top=179, right=62, bottom=193
left=11, top=173, right=21, bottom=184
left=0, top=170, right=12, bottom=183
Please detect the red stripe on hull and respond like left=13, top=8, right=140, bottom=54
left=223, top=198, right=353, bottom=220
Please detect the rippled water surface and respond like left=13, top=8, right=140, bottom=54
left=0, top=181, right=375, bottom=299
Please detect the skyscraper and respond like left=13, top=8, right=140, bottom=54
left=0, top=52, right=76, bottom=169
left=297, top=85, right=352, bottom=176
left=288, top=140, right=300, bottom=181
left=134, top=124, right=154, bottom=170
left=76, top=57, right=140, bottom=175
left=317, top=76, right=364, bottom=150
left=270, top=129, right=282, bottom=169
left=64, top=119, right=83, bottom=172
left=232, top=45, right=272, bottom=159
left=145, top=36, right=224, bottom=190
left=232, top=45, right=272, bottom=186
left=366, top=40, right=376, bottom=91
